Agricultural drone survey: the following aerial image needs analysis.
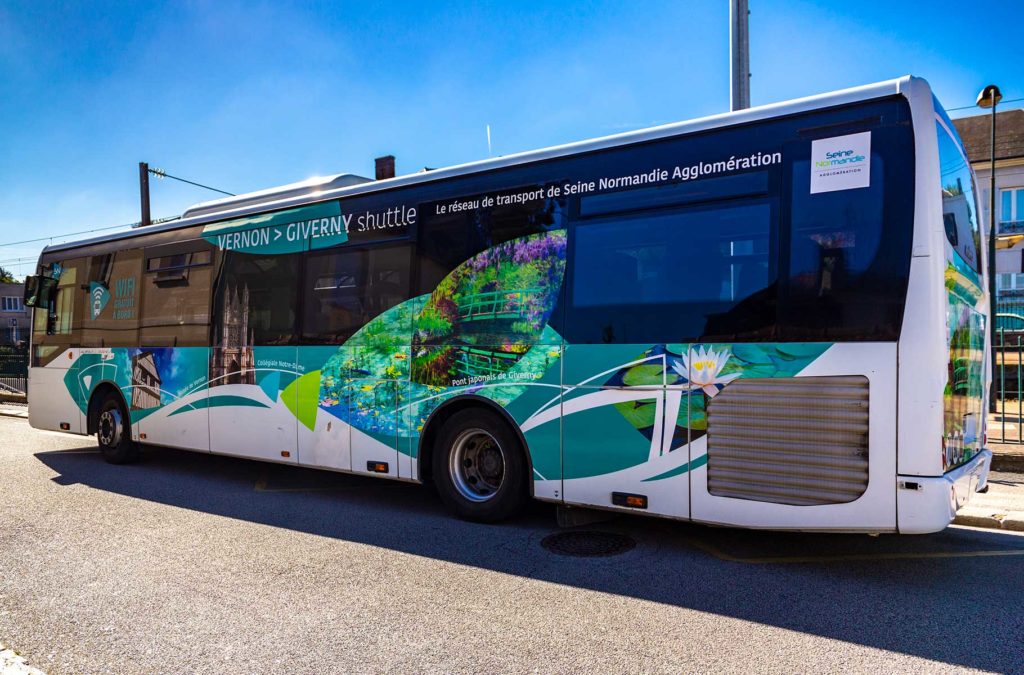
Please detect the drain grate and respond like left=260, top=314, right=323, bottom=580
left=541, top=530, right=636, bottom=557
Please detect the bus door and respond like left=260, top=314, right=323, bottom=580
left=28, top=258, right=86, bottom=434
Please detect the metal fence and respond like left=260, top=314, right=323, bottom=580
left=0, top=353, right=28, bottom=397
left=992, top=308, right=1024, bottom=444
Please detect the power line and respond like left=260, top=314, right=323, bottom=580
left=149, top=168, right=235, bottom=196
left=946, top=96, right=1024, bottom=112
left=0, top=215, right=180, bottom=250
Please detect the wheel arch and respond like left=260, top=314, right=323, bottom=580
left=417, top=394, right=535, bottom=496
left=86, top=381, right=130, bottom=436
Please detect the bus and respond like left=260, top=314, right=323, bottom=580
left=23, top=76, right=991, bottom=533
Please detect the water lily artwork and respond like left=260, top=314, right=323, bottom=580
left=672, top=346, right=740, bottom=398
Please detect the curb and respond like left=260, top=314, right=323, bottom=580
left=954, top=507, right=1024, bottom=532
left=0, top=408, right=28, bottom=419
left=991, top=455, right=1024, bottom=473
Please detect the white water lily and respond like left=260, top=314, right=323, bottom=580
left=671, top=346, right=740, bottom=397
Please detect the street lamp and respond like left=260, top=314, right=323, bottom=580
left=977, top=84, right=1001, bottom=412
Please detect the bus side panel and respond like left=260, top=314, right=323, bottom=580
left=208, top=346, right=299, bottom=464
left=690, top=343, right=896, bottom=532
left=28, top=356, right=82, bottom=434
left=559, top=343, right=689, bottom=519
left=897, top=84, right=947, bottom=477
left=297, top=346, right=353, bottom=474
left=897, top=253, right=947, bottom=477
left=133, top=347, right=211, bottom=452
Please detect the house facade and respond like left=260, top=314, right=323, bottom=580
left=0, top=282, right=29, bottom=347
left=953, top=109, right=1024, bottom=328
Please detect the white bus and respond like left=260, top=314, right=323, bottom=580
left=24, top=76, right=991, bottom=533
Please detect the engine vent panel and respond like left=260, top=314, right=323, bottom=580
left=706, top=375, right=869, bottom=506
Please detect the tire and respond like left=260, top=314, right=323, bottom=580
left=432, top=408, right=528, bottom=522
left=96, top=392, right=139, bottom=464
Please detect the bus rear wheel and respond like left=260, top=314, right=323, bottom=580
left=96, top=393, right=138, bottom=464
left=432, top=409, right=527, bottom=522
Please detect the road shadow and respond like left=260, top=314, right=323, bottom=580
left=35, top=442, right=1024, bottom=672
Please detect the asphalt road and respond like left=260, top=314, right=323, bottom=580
left=1, top=416, right=1023, bottom=674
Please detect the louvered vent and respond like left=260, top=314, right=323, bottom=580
left=706, top=376, right=869, bottom=506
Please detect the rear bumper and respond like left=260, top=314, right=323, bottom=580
left=896, top=449, right=993, bottom=534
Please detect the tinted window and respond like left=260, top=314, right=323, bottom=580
left=937, top=120, right=980, bottom=271
left=83, top=249, right=142, bottom=348
left=567, top=201, right=775, bottom=343
left=301, top=246, right=412, bottom=343
left=416, top=191, right=564, bottom=296
left=780, top=132, right=911, bottom=340
left=141, top=242, right=214, bottom=347
left=213, top=252, right=298, bottom=346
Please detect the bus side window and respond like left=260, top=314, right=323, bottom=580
left=31, top=258, right=85, bottom=366
left=212, top=251, right=298, bottom=347
left=141, top=241, right=214, bottom=347
left=83, top=249, right=141, bottom=348
left=566, top=201, right=776, bottom=344
left=50, top=261, right=81, bottom=336
left=301, top=245, right=412, bottom=344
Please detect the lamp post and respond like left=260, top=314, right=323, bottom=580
left=977, top=84, right=1001, bottom=412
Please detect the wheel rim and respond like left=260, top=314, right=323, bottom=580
left=98, top=408, right=123, bottom=447
left=448, top=428, right=506, bottom=503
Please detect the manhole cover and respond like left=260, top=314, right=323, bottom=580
left=540, top=530, right=636, bottom=557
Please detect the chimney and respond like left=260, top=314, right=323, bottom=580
left=375, top=155, right=395, bottom=180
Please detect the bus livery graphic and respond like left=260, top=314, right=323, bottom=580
left=26, top=77, right=992, bottom=533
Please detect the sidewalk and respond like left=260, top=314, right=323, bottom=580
left=0, top=403, right=27, bottom=419
left=954, top=469, right=1024, bottom=531
left=988, top=442, right=1024, bottom=472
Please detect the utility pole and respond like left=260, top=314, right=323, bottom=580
left=730, top=0, right=750, bottom=111
left=139, top=161, right=151, bottom=227
left=977, top=84, right=1002, bottom=412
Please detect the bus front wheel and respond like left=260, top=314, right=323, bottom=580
left=432, top=409, right=527, bottom=522
left=96, top=393, right=139, bottom=464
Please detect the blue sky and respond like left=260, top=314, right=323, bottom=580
left=1, top=1, right=1021, bottom=278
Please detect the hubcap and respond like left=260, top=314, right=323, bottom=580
left=98, top=408, right=122, bottom=447
left=448, top=428, right=506, bottom=503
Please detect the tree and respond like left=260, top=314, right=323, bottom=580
left=0, top=267, right=15, bottom=283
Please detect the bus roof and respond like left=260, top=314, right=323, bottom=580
left=42, top=75, right=918, bottom=256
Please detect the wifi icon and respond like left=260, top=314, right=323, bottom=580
left=90, top=282, right=110, bottom=320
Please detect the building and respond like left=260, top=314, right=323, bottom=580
left=0, top=282, right=30, bottom=347
left=130, top=351, right=162, bottom=410
left=210, top=283, right=256, bottom=387
left=953, top=109, right=1024, bottom=326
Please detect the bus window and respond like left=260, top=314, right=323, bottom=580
left=566, top=201, right=776, bottom=344
left=141, top=241, right=214, bottom=347
left=301, top=245, right=412, bottom=344
left=212, top=252, right=298, bottom=347
left=781, top=145, right=910, bottom=340
left=937, top=120, right=980, bottom=272
left=32, top=258, right=85, bottom=366
left=83, top=249, right=141, bottom=347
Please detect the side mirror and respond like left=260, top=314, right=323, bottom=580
left=23, top=276, right=40, bottom=307
left=24, top=276, right=57, bottom=308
